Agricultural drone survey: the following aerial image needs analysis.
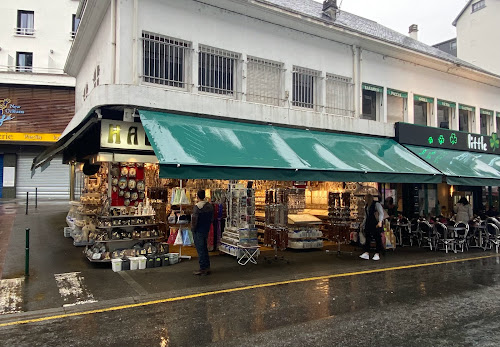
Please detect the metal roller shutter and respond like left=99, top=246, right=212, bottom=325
left=16, top=153, right=70, bottom=199
left=0, top=155, right=3, bottom=198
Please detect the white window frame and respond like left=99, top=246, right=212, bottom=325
left=142, top=32, right=191, bottom=89
left=325, top=73, right=354, bottom=117
left=16, top=10, right=34, bottom=36
left=198, top=45, right=240, bottom=97
left=246, top=56, right=284, bottom=106
left=16, top=51, right=32, bottom=72
left=292, top=66, right=320, bottom=110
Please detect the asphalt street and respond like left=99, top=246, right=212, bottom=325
left=1, top=255, right=500, bottom=347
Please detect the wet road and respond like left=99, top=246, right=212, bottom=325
left=1, top=256, right=500, bottom=346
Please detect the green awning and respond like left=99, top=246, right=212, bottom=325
left=459, top=104, right=475, bottom=112
left=139, top=110, right=441, bottom=183
left=414, top=95, right=434, bottom=103
left=362, top=83, right=384, bottom=93
left=387, top=89, right=408, bottom=98
left=405, top=145, right=500, bottom=186
left=480, top=109, right=494, bottom=116
left=437, top=99, right=456, bottom=108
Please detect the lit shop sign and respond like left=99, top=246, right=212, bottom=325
left=387, top=89, right=408, bottom=98
left=0, top=98, right=25, bottom=127
left=395, top=122, right=499, bottom=154
left=362, top=83, right=383, bottom=93
left=100, top=119, right=152, bottom=151
left=0, top=132, right=60, bottom=142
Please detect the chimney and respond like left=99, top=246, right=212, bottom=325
left=409, top=24, right=418, bottom=41
left=323, top=0, right=338, bottom=20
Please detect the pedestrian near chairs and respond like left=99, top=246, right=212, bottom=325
left=486, top=223, right=500, bottom=253
left=435, top=222, right=454, bottom=253
left=453, top=222, right=469, bottom=253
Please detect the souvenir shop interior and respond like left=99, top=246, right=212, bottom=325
left=65, top=161, right=384, bottom=269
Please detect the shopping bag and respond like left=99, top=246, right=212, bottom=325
left=207, top=224, right=214, bottom=251
left=167, top=229, right=178, bottom=244
left=174, top=229, right=184, bottom=245
left=358, top=230, right=366, bottom=245
left=350, top=231, right=358, bottom=243
left=381, top=231, right=387, bottom=249
left=181, top=229, right=191, bottom=246
left=385, top=230, right=396, bottom=249
left=180, top=189, right=190, bottom=205
left=188, top=229, right=195, bottom=246
left=172, top=188, right=182, bottom=205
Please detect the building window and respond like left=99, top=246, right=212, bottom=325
left=437, top=105, right=451, bottom=129
left=246, top=57, right=283, bottom=106
left=472, top=0, right=486, bottom=13
left=362, top=90, right=377, bottom=120
left=325, top=74, right=353, bottom=117
left=198, top=45, right=239, bottom=96
left=71, top=14, right=80, bottom=39
left=17, top=10, right=34, bottom=35
left=142, top=32, right=190, bottom=88
left=414, top=101, right=429, bottom=126
left=480, top=114, right=489, bottom=135
left=93, top=65, right=100, bottom=87
left=16, top=52, right=32, bottom=72
left=459, top=109, right=470, bottom=132
left=292, top=66, right=320, bottom=109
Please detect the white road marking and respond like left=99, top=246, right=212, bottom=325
left=54, top=272, right=97, bottom=307
left=0, top=278, right=24, bottom=315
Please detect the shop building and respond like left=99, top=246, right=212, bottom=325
left=0, top=0, right=79, bottom=198
left=32, top=0, right=500, bottom=264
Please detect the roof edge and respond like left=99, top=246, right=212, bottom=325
left=453, top=0, right=473, bottom=26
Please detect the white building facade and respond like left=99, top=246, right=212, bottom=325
left=64, top=0, right=500, bottom=140
left=454, top=0, right=500, bottom=76
left=0, top=0, right=79, bottom=198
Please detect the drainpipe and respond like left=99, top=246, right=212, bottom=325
left=352, top=45, right=361, bottom=117
left=111, top=0, right=117, bottom=84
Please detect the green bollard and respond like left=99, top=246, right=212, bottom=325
left=25, top=228, right=30, bottom=277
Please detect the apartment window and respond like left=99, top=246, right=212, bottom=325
left=292, top=66, right=320, bottom=109
left=480, top=114, right=490, bottom=135
left=246, top=57, right=283, bottom=106
left=142, top=32, right=190, bottom=88
left=437, top=106, right=451, bottom=129
left=414, top=101, right=428, bottom=126
left=72, top=14, right=80, bottom=39
left=16, top=52, right=32, bottom=72
left=459, top=109, right=470, bottom=132
left=325, top=74, right=353, bottom=117
left=93, top=65, right=100, bottom=87
left=199, top=45, right=239, bottom=95
left=17, top=10, right=34, bottom=35
left=472, top=0, right=486, bottom=12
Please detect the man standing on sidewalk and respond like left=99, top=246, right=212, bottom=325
left=191, top=190, right=214, bottom=275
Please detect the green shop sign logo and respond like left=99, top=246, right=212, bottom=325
left=490, top=133, right=499, bottom=151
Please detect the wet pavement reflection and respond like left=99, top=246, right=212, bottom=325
left=2, top=256, right=500, bottom=346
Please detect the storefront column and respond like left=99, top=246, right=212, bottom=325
left=407, top=92, right=414, bottom=123
left=452, top=103, right=460, bottom=130
left=352, top=45, right=361, bottom=117
left=472, top=106, right=481, bottom=134
left=192, top=41, right=200, bottom=94
left=284, top=61, right=293, bottom=109
left=382, top=87, right=388, bottom=123
left=431, top=98, right=438, bottom=127
left=241, top=53, right=248, bottom=102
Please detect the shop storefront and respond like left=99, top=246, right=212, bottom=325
left=33, top=108, right=447, bottom=267
left=395, top=122, right=500, bottom=216
left=0, top=85, right=74, bottom=198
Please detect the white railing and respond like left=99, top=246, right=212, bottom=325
left=0, top=65, right=65, bottom=74
left=14, top=27, right=35, bottom=36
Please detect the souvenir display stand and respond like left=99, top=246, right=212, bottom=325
left=219, top=183, right=259, bottom=264
left=287, top=214, right=323, bottom=249
left=168, top=180, right=193, bottom=260
left=264, top=188, right=289, bottom=263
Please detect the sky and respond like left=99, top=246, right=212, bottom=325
left=313, top=0, right=470, bottom=45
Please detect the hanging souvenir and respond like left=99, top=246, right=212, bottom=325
left=124, top=191, right=131, bottom=199
left=129, top=167, right=137, bottom=177
left=134, top=201, right=139, bottom=207
left=131, top=192, right=138, bottom=201
left=174, top=229, right=183, bottom=245
left=181, top=229, right=191, bottom=246
left=172, top=188, right=182, bottom=205
left=119, top=189, right=125, bottom=197
left=118, top=177, right=127, bottom=189
left=180, top=189, right=190, bottom=205
left=136, top=180, right=145, bottom=192
left=139, top=192, right=145, bottom=200
left=112, top=186, right=118, bottom=193
left=112, top=178, right=118, bottom=186
left=111, top=166, right=120, bottom=177
left=124, top=199, right=131, bottom=206
left=128, top=179, right=136, bottom=190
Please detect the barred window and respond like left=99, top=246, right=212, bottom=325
left=325, top=74, right=354, bottom=117
left=142, top=32, right=190, bottom=88
left=292, top=66, right=320, bottom=109
left=246, top=57, right=283, bottom=106
left=198, top=46, right=239, bottom=96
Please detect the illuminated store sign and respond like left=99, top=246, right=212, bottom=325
left=0, top=132, right=60, bottom=142
left=100, top=119, right=152, bottom=151
left=395, top=122, right=499, bottom=154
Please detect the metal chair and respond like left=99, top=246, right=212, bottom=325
left=453, top=221, right=469, bottom=253
left=486, top=223, right=500, bottom=253
left=435, top=222, right=454, bottom=254
left=411, top=218, right=421, bottom=247
left=419, top=220, right=436, bottom=251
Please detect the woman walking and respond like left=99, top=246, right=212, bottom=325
left=359, top=194, right=385, bottom=261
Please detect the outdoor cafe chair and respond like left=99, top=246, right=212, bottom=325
left=486, top=223, right=500, bottom=253
left=419, top=220, right=436, bottom=251
left=453, top=221, right=469, bottom=253
left=435, top=222, right=454, bottom=253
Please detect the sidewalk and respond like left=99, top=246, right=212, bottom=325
left=0, top=202, right=496, bottom=320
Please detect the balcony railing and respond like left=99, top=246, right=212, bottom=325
left=14, top=27, right=35, bottom=36
left=0, top=65, right=65, bottom=74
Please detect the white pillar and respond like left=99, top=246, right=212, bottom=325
left=241, top=54, right=247, bottom=102
left=431, top=98, right=438, bottom=127
left=452, top=104, right=459, bottom=130
left=472, top=107, right=480, bottom=134
left=191, top=42, right=199, bottom=94
left=382, top=87, right=388, bottom=123
left=407, top=92, right=414, bottom=124
left=284, top=62, right=293, bottom=109
left=352, top=46, right=361, bottom=117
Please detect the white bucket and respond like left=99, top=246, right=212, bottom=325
left=138, top=256, right=147, bottom=270
left=168, top=253, right=179, bottom=265
left=111, top=259, right=122, bottom=272
left=129, top=257, right=139, bottom=270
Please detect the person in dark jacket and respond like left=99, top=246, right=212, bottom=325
left=191, top=189, right=214, bottom=275
left=359, top=193, right=385, bottom=261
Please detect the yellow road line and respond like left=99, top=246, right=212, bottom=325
left=1, top=254, right=498, bottom=327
